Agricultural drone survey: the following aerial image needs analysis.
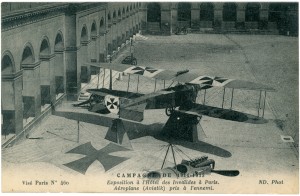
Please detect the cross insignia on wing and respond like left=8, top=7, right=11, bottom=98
left=125, top=66, right=163, bottom=78
left=63, top=142, right=131, bottom=174
left=190, top=76, right=233, bottom=87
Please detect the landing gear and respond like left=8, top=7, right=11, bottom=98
left=165, top=105, right=175, bottom=116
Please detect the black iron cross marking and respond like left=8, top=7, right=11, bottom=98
left=64, top=142, right=131, bottom=174
left=131, top=66, right=158, bottom=75
left=107, top=98, right=118, bottom=109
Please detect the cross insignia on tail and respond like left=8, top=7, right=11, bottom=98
left=104, top=95, right=120, bottom=114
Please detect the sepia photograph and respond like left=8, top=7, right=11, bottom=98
left=1, top=1, right=299, bottom=193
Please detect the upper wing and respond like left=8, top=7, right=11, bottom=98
left=85, top=63, right=275, bottom=92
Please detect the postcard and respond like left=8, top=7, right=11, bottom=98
left=1, top=1, right=298, bottom=193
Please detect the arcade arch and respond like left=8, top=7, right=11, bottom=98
left=223, top=3, right=237, bottom=21
left=21, top=43, right=41, bottom=122
left=1, top=52, right=19, bottom=135
left=200, top=3, right=214, bottom=21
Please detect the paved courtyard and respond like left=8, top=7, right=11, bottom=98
left=2, top=34, right=298, bottom=193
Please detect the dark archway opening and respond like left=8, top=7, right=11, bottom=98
left=177, top=3, right=191, bottom=22
left=200, top=3, right=214, bottom=21
left=147, top=3, right=161, bottom=22
left=245, top=3, right=260, bottom=21
left=223, top=3, right=237, bottom=21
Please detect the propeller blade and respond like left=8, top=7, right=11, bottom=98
left=211, top=170, right=240, bottom=177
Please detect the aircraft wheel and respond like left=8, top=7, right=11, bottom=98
left=132, top=60, right=137, bottom=65
left=165, top=106, right=175, bottom=116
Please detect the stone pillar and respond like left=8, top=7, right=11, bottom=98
left=214, top=3, right=223, bottom=29
left=99, top=21, right=107, bottom=62
left=259, top=3, right=269, bottom=30
left=259, top=3, right=269, bottom=21
left=171, top=6, right=178, bottom=34
left=191, top=7, right=200, bottom=30
left=53, top=50, right=65, bottom=95
left=90, top=36, right=97, bottom=62
left=140, top=7, right=147, bottom=33
left=236, top=4, right=246, bottom=29
left=64, top=6, right=79, bottom=101
left=79, top=42, right=90, bottom=83
left=2, top=71, right=23, bottom=135
left=22, top=62, right=41, bottom=119
left=39, top=54, right=56, bottom=105
left=237, top=5, right=246, bottom=22
left=161, top=8, right=171, bottom=35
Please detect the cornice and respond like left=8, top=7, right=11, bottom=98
left=2, top=3, right=69, bottom=31
left=2, top=70, right=23, bottom=81
left=1, top=3, right=107, bottom=31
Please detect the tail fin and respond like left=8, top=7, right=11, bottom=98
left=105, top=118, right=132, bottom=149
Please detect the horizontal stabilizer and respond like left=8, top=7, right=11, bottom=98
left=119, top=102, right=147, bottom=122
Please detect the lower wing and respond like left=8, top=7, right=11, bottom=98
left=179, top=103, right=268, bottom=124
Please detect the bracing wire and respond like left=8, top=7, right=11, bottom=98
left=173, top=145, right=193, bottom=161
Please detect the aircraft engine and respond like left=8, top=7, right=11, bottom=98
left=104, top=95, right=120, bottom=114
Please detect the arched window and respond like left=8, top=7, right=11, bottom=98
left=223, top=3, right=237, bottom=21
left=245, top=3, right=260, bottom=21
left=269, top=3, right=285, bottom=22
left=2, top=53, right=15, bottom=74
left=108, top=12, right=111, bottom=21
left=200, top=3, right=214, bottom=21
left=22, top=44, right=35, bottom=64
left=91, top=22, right=97, bottom=37
left=118, top=9, right=121, bottom=19
left=100, top=18, right=104, bottom=28
left=54, top=32, right=64, bottom=51
left=147, top=3, right=161, bottom=22
left=177, top=3, right=191, bottom=21
left=80, top=26, right=88, bottom=43
left=40, top=39, right=50, bottom=55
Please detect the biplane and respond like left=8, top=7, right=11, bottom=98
left=74, top=62, right=275, bottom=122
left=67, top=62, right=275, bottom=147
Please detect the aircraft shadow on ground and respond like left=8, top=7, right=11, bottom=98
left=54, top=111, right=232, bottom=158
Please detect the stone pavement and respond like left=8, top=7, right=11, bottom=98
left=2, top=34, right=298, bottom=193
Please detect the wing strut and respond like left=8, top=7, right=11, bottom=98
left=230, top=88, right=234, bottom=109
left=127, top=74, right=131, bottom=92
left=222, top=88, right=226, bottom=108
left=102, top=69, right=106, bottom=88
left=203, top=89, right=207, bottom=105
left=163, top=80, right=166, bottom=89
left=154, top=79, right=157, bottom=92
left=262, top=91, right=267, bottom=118
left=97, top=68, right=101, bottom=89
left=136, top=75, right=139, bottom=92
left=257, top=90, right=262, bottom=117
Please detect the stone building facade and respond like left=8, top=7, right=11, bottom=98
left=1, top=2, right=142, bottom=138
left=139, top=2, right=298, bottom=35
